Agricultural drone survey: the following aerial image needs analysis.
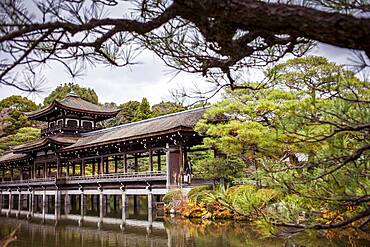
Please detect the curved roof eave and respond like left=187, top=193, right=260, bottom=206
left=24, top=98, right=120, bottom=120
left=0, top=152, right=30, bottom=165
left=12, top=136, right=79, bottom=153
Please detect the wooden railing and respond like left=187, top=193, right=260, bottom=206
left=0, top=177, right=56, bottom=186
left=0, top=171, right=166, bottom=186
left=64, top=171, right=166, bottom=181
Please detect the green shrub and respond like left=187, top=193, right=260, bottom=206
left=226, top=185, right=281, bottom=215
left=163, top=189, right=183, bottom=204
left=188, top=185, right=213, bottom=203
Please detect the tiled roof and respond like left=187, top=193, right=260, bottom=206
left=62, top=107, right=207, bottom=151
left=25, top=94, right=119, bottom=119
left=0, top=152, right=29, bottom=164
left=12, top=135, right=80, bottom=153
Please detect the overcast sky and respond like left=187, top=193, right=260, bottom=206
left=0, top=42, right=358, bottom=106
left=0, top=1, right=363, bottom=106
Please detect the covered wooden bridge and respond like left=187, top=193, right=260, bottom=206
left=0, top=92, right=206, bottom=219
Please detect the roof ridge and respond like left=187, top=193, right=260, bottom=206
left=82, top=106, right=209, bottom=137
left=58, top=95, right=120, bottom=112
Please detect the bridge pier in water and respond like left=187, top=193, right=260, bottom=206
left=0, top=186, right=163, bottom=230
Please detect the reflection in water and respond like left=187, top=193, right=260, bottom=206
left=0, top=195, right=370, bottom=246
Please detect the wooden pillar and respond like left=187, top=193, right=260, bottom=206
left=134, top=155, right=138, bottom=172
left=114, top=156, right=118, bottom=173
left=55, top=190, right=61, bottom=221
left=9, top=191, right=13, bottom=211
left=29, top=191, right=33, bottom=214
left=179, top=146, right=184, bottom=186
left=66, top=163, right=69, bottom=178
left=64, top=193, right=70, bottom=214
left=31, top=191, right=35, bottom=216
left=133, top=195, right=140, bottom=211
left=33, top=161, right=36, bottom=180
left=157, top=153, right=161, bottom=172
left=42, top=190, right=46, bottom=207
left=113, top=195, right=117, bottom=211
left=81, top=160, right=85, bottom=177
left=123, top=154, right=127, bottom=173
left=62, top=111, right=66, bottom=127
left=72, top=162, right=76, bottom=176
left=80, top=192, right=85, bottom=220
left=44, top=162, right=47, bottom=178
left=20, top=167, right=23, bottom=181
left=105, top=158, right=109, bottom=174
left=99, top=157, right=104, bottom=175
left=99, top=193, right=105, bottom=220
left=166, top=144, right=170, bottom=188
left=0, top=190, right=2, bottom=211
left=166, top=144, right=182, bottom=188
left=148, top=190, right=153, bottom=209
left=18, top=190, right=21, bottom=212
left=92, top=161, right=96, bottom=176
left=149, top=150, right=153, bottom=172
left=1, top=168, right=4, bottom=182
left=121, top=190, right=127, bottom=223
left=56, top=156, right=61, bottom=179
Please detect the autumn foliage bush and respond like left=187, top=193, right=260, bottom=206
left=164, top=185, right=281, bottom=220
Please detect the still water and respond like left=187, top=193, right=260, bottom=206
left=0, top=195, right=369, bottom=247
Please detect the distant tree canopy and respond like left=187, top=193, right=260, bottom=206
left=152, top=101, right=186, bottom=117
left=0, top=127, right=40, bottom=153
left=0, top=96, right=38, bottom=136
left=132, top=98, right=152, bottom=122
left=0, top=1, right=369, bottom=92
left=0, top=95, right=38, bottom=112
left=118, top=100, right=141, bottom=124
left=43, top=83, right=98, bottom=106
left=100, top=98, right=187, bottom=128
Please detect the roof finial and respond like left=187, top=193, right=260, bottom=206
left=67, top=89, right=79, bottom=97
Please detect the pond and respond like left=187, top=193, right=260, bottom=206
left=0, top=194, right=369, bottom=246
left=1, top=214, right=370, bottom=246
